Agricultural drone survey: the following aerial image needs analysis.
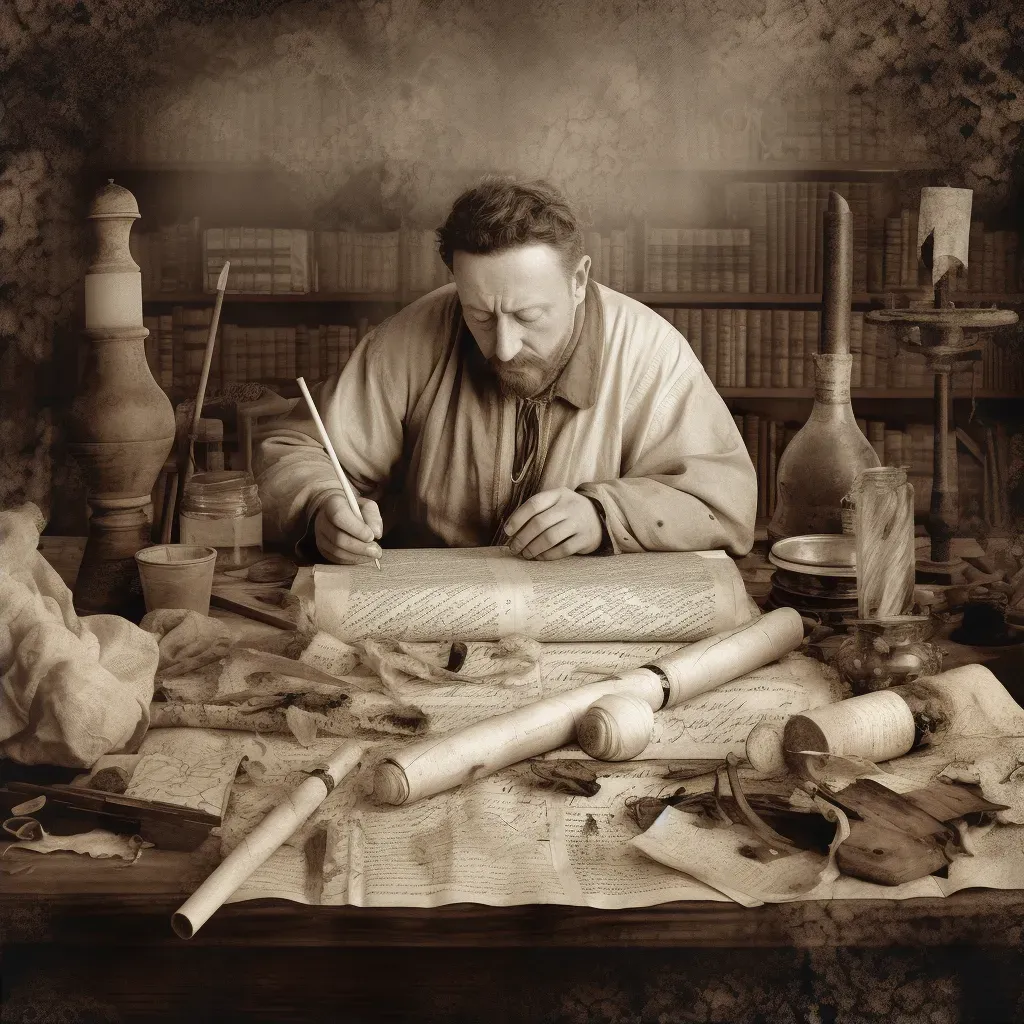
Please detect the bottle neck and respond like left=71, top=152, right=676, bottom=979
left=812, top=353, right=852, bottom=405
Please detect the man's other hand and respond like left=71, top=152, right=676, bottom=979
left=314, top=492, right=383, bottom=564
left=504, top=488, right=602, bottom=560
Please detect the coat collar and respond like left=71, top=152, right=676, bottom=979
left=550, top=278, right=604, bottom=410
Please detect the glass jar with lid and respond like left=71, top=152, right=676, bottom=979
left=179, top=470, right=263, bottom=570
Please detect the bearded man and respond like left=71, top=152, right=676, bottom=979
left=254, top=177, right=757, bottom=563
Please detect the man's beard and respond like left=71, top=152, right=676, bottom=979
left=487, top=326, right=576, bottom=399
left=489, top=354, right=556, bottom=399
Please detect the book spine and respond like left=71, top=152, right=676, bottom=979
left=718, top=308, right=733, bottom=387
left=702, top=307, right=718, bottom=384
left=771, top=308, right=788, bottom=387
left=688, top=307, right=702, bottom=366
left=734, top=308, right=747, bottom=388
left=766, top=184, right=779, bottom=294
left=795, top=182, right=809, bottom=295
left=784, top=182, right=797, bottom=294
left=747, top=309, right=761, bottom=388
left=788, top=309, right=804, bottom=388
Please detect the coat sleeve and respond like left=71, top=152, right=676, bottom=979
left=252, top=322, right=412, bottom=551
left=576, top=353, right=757, bottom=558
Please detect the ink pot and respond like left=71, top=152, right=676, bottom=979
left=179, top=470, right=263, bottom=570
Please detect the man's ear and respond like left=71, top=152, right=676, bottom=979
left=572, top=254, right=590, bottom=304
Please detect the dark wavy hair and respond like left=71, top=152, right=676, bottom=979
left=437, top=177, right=585, bottom=275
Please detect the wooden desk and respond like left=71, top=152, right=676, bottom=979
left=6, top=539, right=1024, bottom=1023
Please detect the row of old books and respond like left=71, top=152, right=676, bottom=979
left=315, top=229, right=452, bottom=293
left=142, top=310, right=376, bottom=390
left=739, top=414, right=988, bottom=522
left=585, top=231, right=640, bottom=292
left=641, top=229, right=751, bottom=293
left=654, top=308, right=984, bottom=390
left=884, top=212, right=1021, bottom=292
left=130, top=220, right=203, bottom=293
left=132, top=213, right=1022, bottom=302
left=762, top=93, right=930, bottom=164
left=132, top=225, right=453, bottom=296
left=721, top=181, right=886, bottom=294
left=201, top=228, right=315, bottom=293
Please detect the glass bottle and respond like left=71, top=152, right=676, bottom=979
left=768, top=192, right=880, bottom=541
left=179, top=470, right=263, bottom=570
left=855, top=465, right=916, bottom=620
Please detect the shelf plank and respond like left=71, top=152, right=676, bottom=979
left=106, top=160, right=942, bottom=177
left=142, top=292, right=422, bottom=304
left=154, top=381, right=1015, bottom=402
left=718, top=388, right=1015, bottom=400
left=143, top=291, right=877, bottom=306
left=142, top=291, right=1024, bottom=307
left=644, top=161, right=943, bottom=174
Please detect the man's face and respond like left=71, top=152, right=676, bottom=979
left=453, top=243, right=589, bottom=398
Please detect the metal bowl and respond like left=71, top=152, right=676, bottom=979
left=769, top=534, right=857, bottom=577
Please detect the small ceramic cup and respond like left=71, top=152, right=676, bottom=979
left=134, top=544, right=218, bottom=615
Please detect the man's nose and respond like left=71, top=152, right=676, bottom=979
left=494, top=318, right=523, bottom=362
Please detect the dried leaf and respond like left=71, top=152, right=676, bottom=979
left=445, top=642, right=468, bottom=672
left=625, top=796, right=672, bottom=832
left=285, top=705, right=320, bottom=747
left=531, top=761, right=600, bottom=797
left=902, top=781, right=1009, bottom=822
left=10, top=796, right=45, bottom=816
left=235, top=756, right=268, bottom=784
left=3, top=817, right=44, bottom=841
left=246, top=555, right=298, bottom=584
left=663, top=760, right=725, bottom=782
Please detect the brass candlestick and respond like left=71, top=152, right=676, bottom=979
left=66, top=181, right=176, bottom=617
left=867, top=252, right=1017, bottom=583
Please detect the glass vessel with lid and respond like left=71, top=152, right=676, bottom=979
left=179, top=470, right=263, bottom=570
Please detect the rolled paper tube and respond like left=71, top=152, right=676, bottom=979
left=744, top=721, right=787, bottom=775
left=577, top=693, right=655, bottom=761
left=372, top=669, right=664, bottom=806
left=783, top=690, right=917, bottom=771
left=653, top=607, right=806, bottom=708
left=372, top=608, right=806, bottom=806
left=172, top=741, right=365, bottom=938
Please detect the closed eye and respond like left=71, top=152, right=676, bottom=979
left=516, top=309, right=544, bottom=324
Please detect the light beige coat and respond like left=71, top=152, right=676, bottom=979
left=253, top=281, right=757, bottom=556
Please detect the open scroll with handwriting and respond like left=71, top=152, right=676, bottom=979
left=310, top=548, right=755, bottom=644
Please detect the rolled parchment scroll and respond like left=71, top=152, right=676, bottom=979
left=172, top=741, right=365, bottom=938
left=372, top=608, right=805, bottom=806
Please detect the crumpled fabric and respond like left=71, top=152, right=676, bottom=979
left=0, top=503, right=158, bottom=767
left=140, top=607, right=234, bottom=678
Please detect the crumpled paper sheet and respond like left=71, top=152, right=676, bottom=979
left=0, top=502, right=157, bottom=767
left=2, top=816, right=151, bottom=862
left=632, top=796, right=851, bottom=907
left=144, top=613, right=432, bottom=744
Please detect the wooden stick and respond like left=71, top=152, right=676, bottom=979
left=172, top=742, right=365, bottom=938
left=296, top=376, right=380, bottom=570
left=185, top=262, right=231, bottom=486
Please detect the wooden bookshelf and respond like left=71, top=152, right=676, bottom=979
left=104, top=160, right=943, bottom=178
left=141, top=291, right=1024, bottom=307
left=719, top=388, right=1020, bottom=400
left=645, top=161, right=943, bottom=177
left=143, top=292, right=415, bottom=304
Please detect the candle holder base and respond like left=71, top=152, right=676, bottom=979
left=831, top=616, right=943, bottom=695
left=72, top=505, right=151, bottom=621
